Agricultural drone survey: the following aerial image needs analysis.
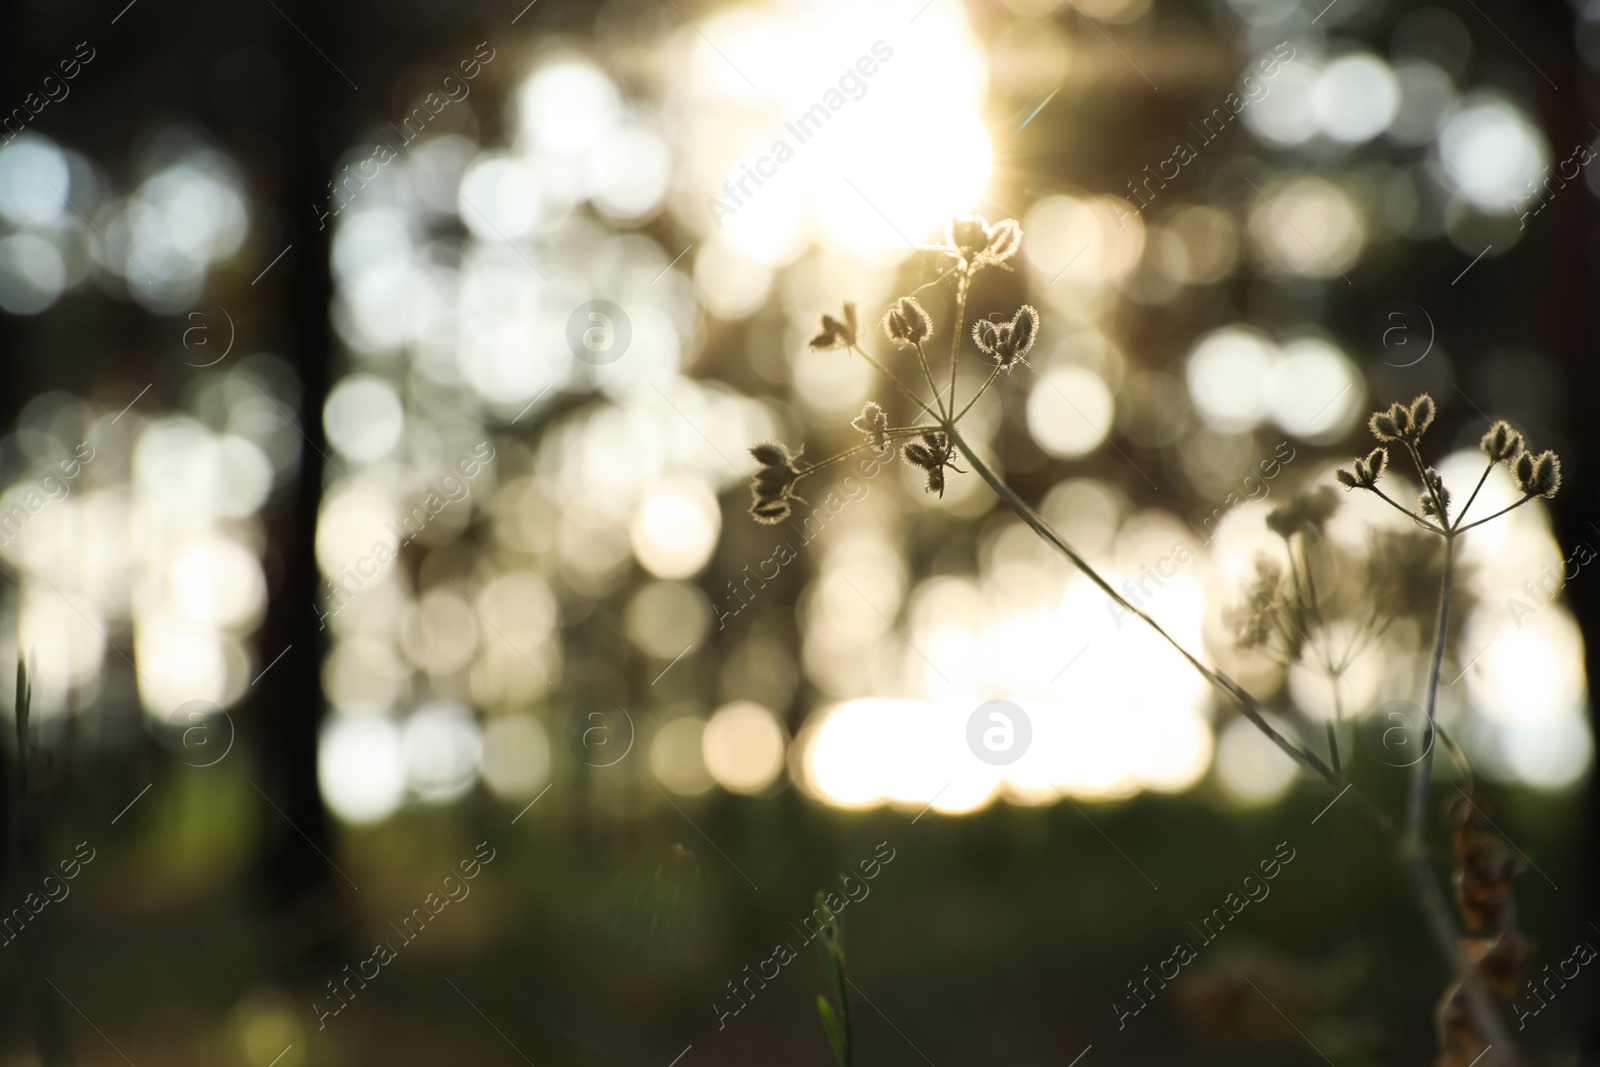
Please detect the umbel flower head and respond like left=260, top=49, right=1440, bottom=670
left=810, top=302, right=858, bottom=350
left=882, top=296, right=933, bottom=348
left=900, top=431, right=964, bottom=497
left=748, top=440, right=804, bottom=524
left=971, top=305, right=1040, bottom=370
left=944, top=215, right=1022, bottom=269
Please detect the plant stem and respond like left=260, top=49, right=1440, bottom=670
left=952, top=365, right=1003, bottom=424
left=911, top=341, right=947, bottom=420
left=952, top=431, right=1522, bottom=1062
left=1406, top=534, right=1453, bottom=849
left=945, top=424, right=1335, bottom=783
left=946, top=268, right=969, bottom=422
left=1454, top=495, right=1533, bottom=534
left=1365, top=486, right=1444, bottom=534
left=1452, top=461, right=1495, bottom=528
left=846, top=343, right=941, bottom=423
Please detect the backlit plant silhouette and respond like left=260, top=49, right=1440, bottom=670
left=748, top=216, right=1562, bottom=1066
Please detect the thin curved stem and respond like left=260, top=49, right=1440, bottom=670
left=911, top=341, right=946, bottom=420
left=846, top=343, right=941, bottom=423
left=952, top=423, right=1520, bottom=1062
left=952, top=365, right=1003, bottom=424
left=1406, top=533, right=1454, bottom=849
left=1364, top=486, right=1445, bottom=534
left=945, top=423, right=1336, bottom=784
left=1454, top=494, right=1533, bottom=534
left=799, top=428, right=940, bottom=476
left=946, top=269, right=970, bottom=424
left=1403, top=438, right=1449, bottom=525
left=1451, top=461, right=1495, bottom=530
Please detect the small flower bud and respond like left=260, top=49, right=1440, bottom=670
left=1514, top=450, right=1561, bottom=498
left=882, top=296, right=933, bottom=348
left=1369, top=409, right=1400, bottom=442
left=1479, top=420, right=1523, bottom=464
left=1336, top=467, right=1359, bottom=488
left=1365, top=447, right=1388, bottom=480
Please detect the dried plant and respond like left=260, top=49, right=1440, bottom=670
left=752, top=216, right=1564, bottom=1064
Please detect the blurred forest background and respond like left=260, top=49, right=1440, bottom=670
left=0, top=0, right=1596, bottom=1063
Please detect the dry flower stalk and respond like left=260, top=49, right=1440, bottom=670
left=750, top=216, right=1560, bottom=1065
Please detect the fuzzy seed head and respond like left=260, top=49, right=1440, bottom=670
left=851, top=401, right=893, bottom=457
left=899, top=431, right=963, bottom=497
left=1419, top=467, right=1451, bottom=519
left=1408, top=394, right=1435, bottom=436
left=882, top=296, right=933, bottom=348
left=1479, top=420, right=1523, bottom=464
left=970, top=305, right=1040, bottom=370
left=1369, top=409, right=1400, bottom=442
left=943, top=215, right=1023, bottom=268
left=748, top=440, right=804, bottom=523
left=810, top=302, right=859, bottom=349
left=1514, top=449, right=1561, bottom=499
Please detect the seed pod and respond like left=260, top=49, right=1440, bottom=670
left=1479, top=420, right=1523, bottom=463
left=882, top=296, right=933, bottom=348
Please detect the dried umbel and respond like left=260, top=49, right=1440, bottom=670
left=971, top=305, right=1040, bottom=370
left=810, top=302, right=858, bottom=350
left=881, top=296, right=932, bottom=348
left=748, top=440, right=804, bottom=525
left=850, top=401, right=892, bottom=457
left=1339, top=391, right=1559, bottom=533
left=900, top=431, right=963, bottom=497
